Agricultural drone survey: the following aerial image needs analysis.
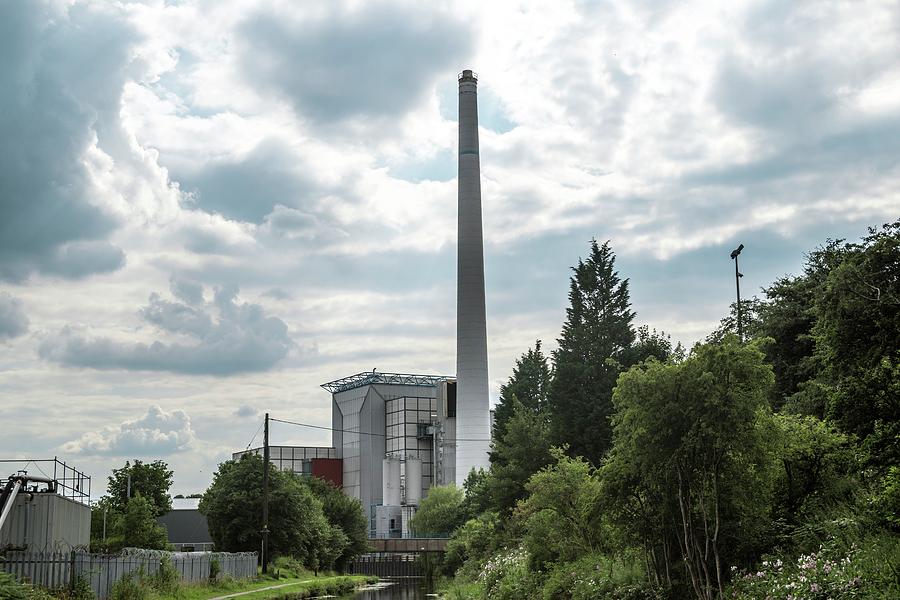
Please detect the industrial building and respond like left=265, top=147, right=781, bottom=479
left=235, top=70, right=492, bottom=538
left=0, top=460, right=91, bottom=550
left=157, top=497, right=214, bottom=551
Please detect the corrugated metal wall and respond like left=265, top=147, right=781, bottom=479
left=0, top=493, right=90, bottom=549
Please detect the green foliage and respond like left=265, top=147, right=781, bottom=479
left=106, top=460, right=173, bottom=516
left=301, top=476, right=369, bottom=571
left=547, top=239, right=636, bottom=464
left=460, top=469, right=492, bottom=523
left=200, top=453, right=345, bottom=570
left=476, top=547, right=536, bottom=600
left=0, top=571, right=27, bottom=600
left=540, top=553, right=665, bottom=600
left=606, top=338, right=777, bottom=596
left=492, top=340, right=551, bottom=440
left=727, top=534, right=900, bottom=599
left=409, top=484, right=465, bottom=536
left=109, top=572, right=148, bottom=600
left=122, top=494, right=169, bottom=550
left=151, top=558, right=179, bottom=596
left=488, top=398, right=553, bottom=517
left=626, top=325, right=674, bottom=366
left=519, top=449, right=607, bottom=571
left=769, top=413, right=858, bottom=527
left=444, top=512, right=501, bottom=579
left=208, top=558, right=221, bottom=583
left=876, top=466, right=900, bottom=529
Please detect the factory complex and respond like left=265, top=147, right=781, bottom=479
left=234, top=70, right=494, bottom=538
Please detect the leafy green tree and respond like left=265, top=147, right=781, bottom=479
left=607, top=338, right=776, bottom=598
left=301, top=476, right=369, bottom=571
left=90, top=497, right=125, bottom=552
left=754, top=276, right=819, bottom=409
left=547, top=239, right=636, bottom=464
left=814, top=222, right=900, bottom=469
left=444, top=511, right=501, bottom=578
left=518, top=448, right=607, bottom=572
left=200, top=453, right=345, bottom=568
left=106, top=460, right=173, bottom=516
left=769, top=413, right=857, bottom=527
left=488, top=398, right=553, bottom=516
left=492, top=341, right=552, bottom=439
left=123, top=494, right=169, bottom=550
left=409, top=484, right=465, bottom=536
left=460, top=468, right=492, bottom=522
left=626, top=325, right=674, bottom=365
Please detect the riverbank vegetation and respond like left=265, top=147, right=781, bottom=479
left=435, top=223, right=900, bottom=599
left=0, top=558, right=375, bottom=600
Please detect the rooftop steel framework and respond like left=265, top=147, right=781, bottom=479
left=321, top=371, right=451, bottom=394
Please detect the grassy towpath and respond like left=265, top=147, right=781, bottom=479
left=174, top=574, right=372, bottom=600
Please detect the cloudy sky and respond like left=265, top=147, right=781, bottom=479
left=1, top=0, right=897, bottom=498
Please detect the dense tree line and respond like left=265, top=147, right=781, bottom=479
left=199, top=453, right=369, bottom=572
left=90, top=460, right=172, bottom=552
left=425, top=223, right=900, bottom=599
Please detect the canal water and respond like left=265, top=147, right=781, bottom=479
left=344, top=578, right=431, bottom=599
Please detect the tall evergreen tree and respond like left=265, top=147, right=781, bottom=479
left=547, top=239, right=635, bottom=464
left=491, top=340, right=552, bottom=440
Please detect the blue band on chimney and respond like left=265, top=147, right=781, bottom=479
left=460, top=150, right=479, bottom=155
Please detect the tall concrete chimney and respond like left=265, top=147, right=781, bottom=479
left=455, top=69, right=491, bottom=486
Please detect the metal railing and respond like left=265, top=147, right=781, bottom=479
left=1, top=458, right=90, bottom=505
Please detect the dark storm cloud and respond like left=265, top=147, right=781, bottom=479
left=39, top=286, right=292, bottom=376
left=0, top=2, right=133, bottom=281
left=237, top=3, right=472, bottom=124
left=0, top=293, right=29, bottom=340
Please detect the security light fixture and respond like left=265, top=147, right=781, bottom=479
left=730, top=243, right=745, bottom=341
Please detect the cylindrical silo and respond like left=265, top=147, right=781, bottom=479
left=382, top=457, right=401, bottom=506
left=455, top=69, right=492, bottom=486
left=405, top=457, right=422, bottom=505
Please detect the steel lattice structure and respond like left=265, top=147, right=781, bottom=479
left=320, top=371, right=451, bottom=394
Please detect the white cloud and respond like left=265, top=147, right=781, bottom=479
left=62, top=405, right=196, bottom=456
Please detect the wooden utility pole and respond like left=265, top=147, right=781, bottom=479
left=262, top=412, right=270, bottom=574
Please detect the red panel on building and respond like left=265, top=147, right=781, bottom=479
left=311, top=458, right=343, bottom=488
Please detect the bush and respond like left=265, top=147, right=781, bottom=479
left=541, top=554, right=665, bottom=600
left=208, top=558, right=221, bottom=583
left=0, top=571, right=28, bottom=600
left=151, top=557, right=179, bottom=596
left=108, top=572, right=149, bottom=600
left=728, top=539, right=875, bottom=599
left=476, top=547, right=538, bottom=600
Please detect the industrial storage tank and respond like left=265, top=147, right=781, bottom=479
left=382, top=457, right=401, bottom=506
left=405, top=457, right=422, bottom=505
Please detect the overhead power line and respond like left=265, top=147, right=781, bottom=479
left=245, top=420, right=265, bottom=450
left=269, top=416, right=492, bottom=443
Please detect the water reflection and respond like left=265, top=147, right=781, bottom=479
left=346, top=578, right=431, bottom=599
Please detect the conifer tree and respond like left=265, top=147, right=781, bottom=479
left=491, top=340, right=552, bottom=440
left=547, top=239, right=635, bottom=464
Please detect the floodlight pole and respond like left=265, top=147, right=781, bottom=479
left=730, top=244, right=745, bottom=342
left=262, top=413, right=270, bottom=574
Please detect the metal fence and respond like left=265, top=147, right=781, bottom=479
left=0, top=549, right=257, bottom=598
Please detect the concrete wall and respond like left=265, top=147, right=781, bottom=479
left=0, top=493, right=90, bottom=550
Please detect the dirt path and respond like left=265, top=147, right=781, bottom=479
left=208, top=579, right=312, bottom=600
